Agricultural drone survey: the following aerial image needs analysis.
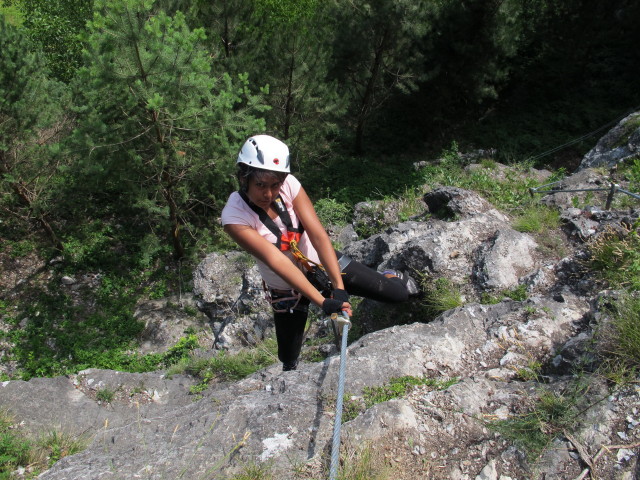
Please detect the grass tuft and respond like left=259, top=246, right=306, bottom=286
left=421, top=277, right=464, bottom=317
left=0, top=410, right=86, bottom=477
left=512, top=204, right=561, bottom=233
left=586, top=223, right=640, bottom=290
left=167, top=338, right=279, bottom=394
left=488, top=387, right=581, bottom=461
left=597, top=293, right=640, bottom=377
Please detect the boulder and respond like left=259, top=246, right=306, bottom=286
left=578, top=111, right=640, bottom=171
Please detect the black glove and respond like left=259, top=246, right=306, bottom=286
left=322, top=298, right=344, bottom=315
left=332, top=288, right=350, bottom=303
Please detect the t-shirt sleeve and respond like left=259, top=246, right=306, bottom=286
left=221, top=192, right=253, bottom=227
left=283, top=174, right=302, bottom=200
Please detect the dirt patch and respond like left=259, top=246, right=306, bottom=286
left=71, top=372, right=157, bottom=407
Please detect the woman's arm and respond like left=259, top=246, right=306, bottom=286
left=292, top=186, right=346, bottom=293
left=224, top=223, right=327, bottom=307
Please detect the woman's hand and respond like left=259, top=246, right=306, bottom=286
left=331, top=288, right=349, bottom=303
left=322, top=298, right=352, bottom=317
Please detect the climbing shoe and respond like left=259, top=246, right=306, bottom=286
left=382, top=269, right=420, bottom=296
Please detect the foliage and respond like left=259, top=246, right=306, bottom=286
left=228, top=462, right=274, bottom=480
left=0, top=2, right=23, bottom=25
left=597, top=293, right=640, bottom=374
left=0, top=14, right=69, bottom=251
left=178, top=0, right=253, bottom=65
left=624, top=157, right=640, bottom=194
left=95, top=387, right=115, bottom=403
left=335, top=442, right=395, bottom=480
left=514, top=360, right=543, bottom=382
left=330, top=0, right=430, bottom=153
left=362, top=376, right=457, bottom=409
left=17, top=0, right=93, bottom=82
left=314, top=198, right=351, bottom=227
left=35, top=430, right=85, bottom=467
left=502, top=284, right=528, bottom=302
left=0, top=410, right=85, bottom=477
left=481, top=284, right=529, bottom=305
left=249, top=0, right=345, bottom=164
left=350, top=187, right=426, bottom=238
left=226, top=441, right=396, bottom=480
left=352, top=202, right=389, bottom=239
left=396, top=187, right=426, bottom=221
left=0, top=413, right=30, bottom=477
left=302, top=151, right=424, bottom=209
left=586, top=223, right=640, bottom=290
left=2, top=264, right=201, bottom=379
left=167, top=339, right=279, bottom=393
left=415, top=148, right=543, bottom=213
left=68, top=0, right=267, bottom=259
left=342, top=376, right=457, bottom=423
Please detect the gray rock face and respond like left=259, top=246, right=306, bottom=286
left=473, top=228, right=538, bottom=290
left=344, top=188, right=535, bottom=295
left=578, top=111, right=640, bottom=171
left=192, top=251, right=273, bottom=350
left=135, top=293, right=212, bottom=354
left=0, top=369, right=196, bottom=434
left=423, top=186, right=500, bottom=219
left=18, top=292, right=590, bottom=480
left=539, top=167, right=613, bottom=210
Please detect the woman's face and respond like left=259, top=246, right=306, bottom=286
left=245, top=171, right=284, bottom=209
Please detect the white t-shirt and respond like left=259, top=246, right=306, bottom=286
left=221, top=174, right=321, bottom=290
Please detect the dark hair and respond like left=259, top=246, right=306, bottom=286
left=237, top=163, right=288, bottom=192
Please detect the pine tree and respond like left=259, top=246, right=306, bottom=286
left=331, top=0, right=429, bottom=154
left=70, top=0, right=266, bottom=260
left=0, top=14, right=69, bottom=250
left=248, top=0, right=345, bottom=165
left=18, top=0, right=93, bottom=82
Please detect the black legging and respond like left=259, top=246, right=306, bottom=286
left=338, top=251, right=409, bottom=303
left=274, top=309, right=308, bottom=371
left=272, top=251, right=409, bottom=370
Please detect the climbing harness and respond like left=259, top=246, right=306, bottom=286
left=329, top=311, right=351, bottom=480
left=265, top=284, right=306, bottom=313
left=239, top=190, right=305, bottom=252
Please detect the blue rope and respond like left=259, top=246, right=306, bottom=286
left=329, top=313, right=350, bottom=480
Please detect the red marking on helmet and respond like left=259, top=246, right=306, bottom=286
left=273, top=158, right=280, bottom=165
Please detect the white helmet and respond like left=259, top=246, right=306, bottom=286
left=237, top=135, right=290, bottom=173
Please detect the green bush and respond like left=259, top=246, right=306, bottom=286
left=314, top=198, right=352, bottom=227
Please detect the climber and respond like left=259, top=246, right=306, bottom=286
left=221, top=134, right=418, bottom=371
